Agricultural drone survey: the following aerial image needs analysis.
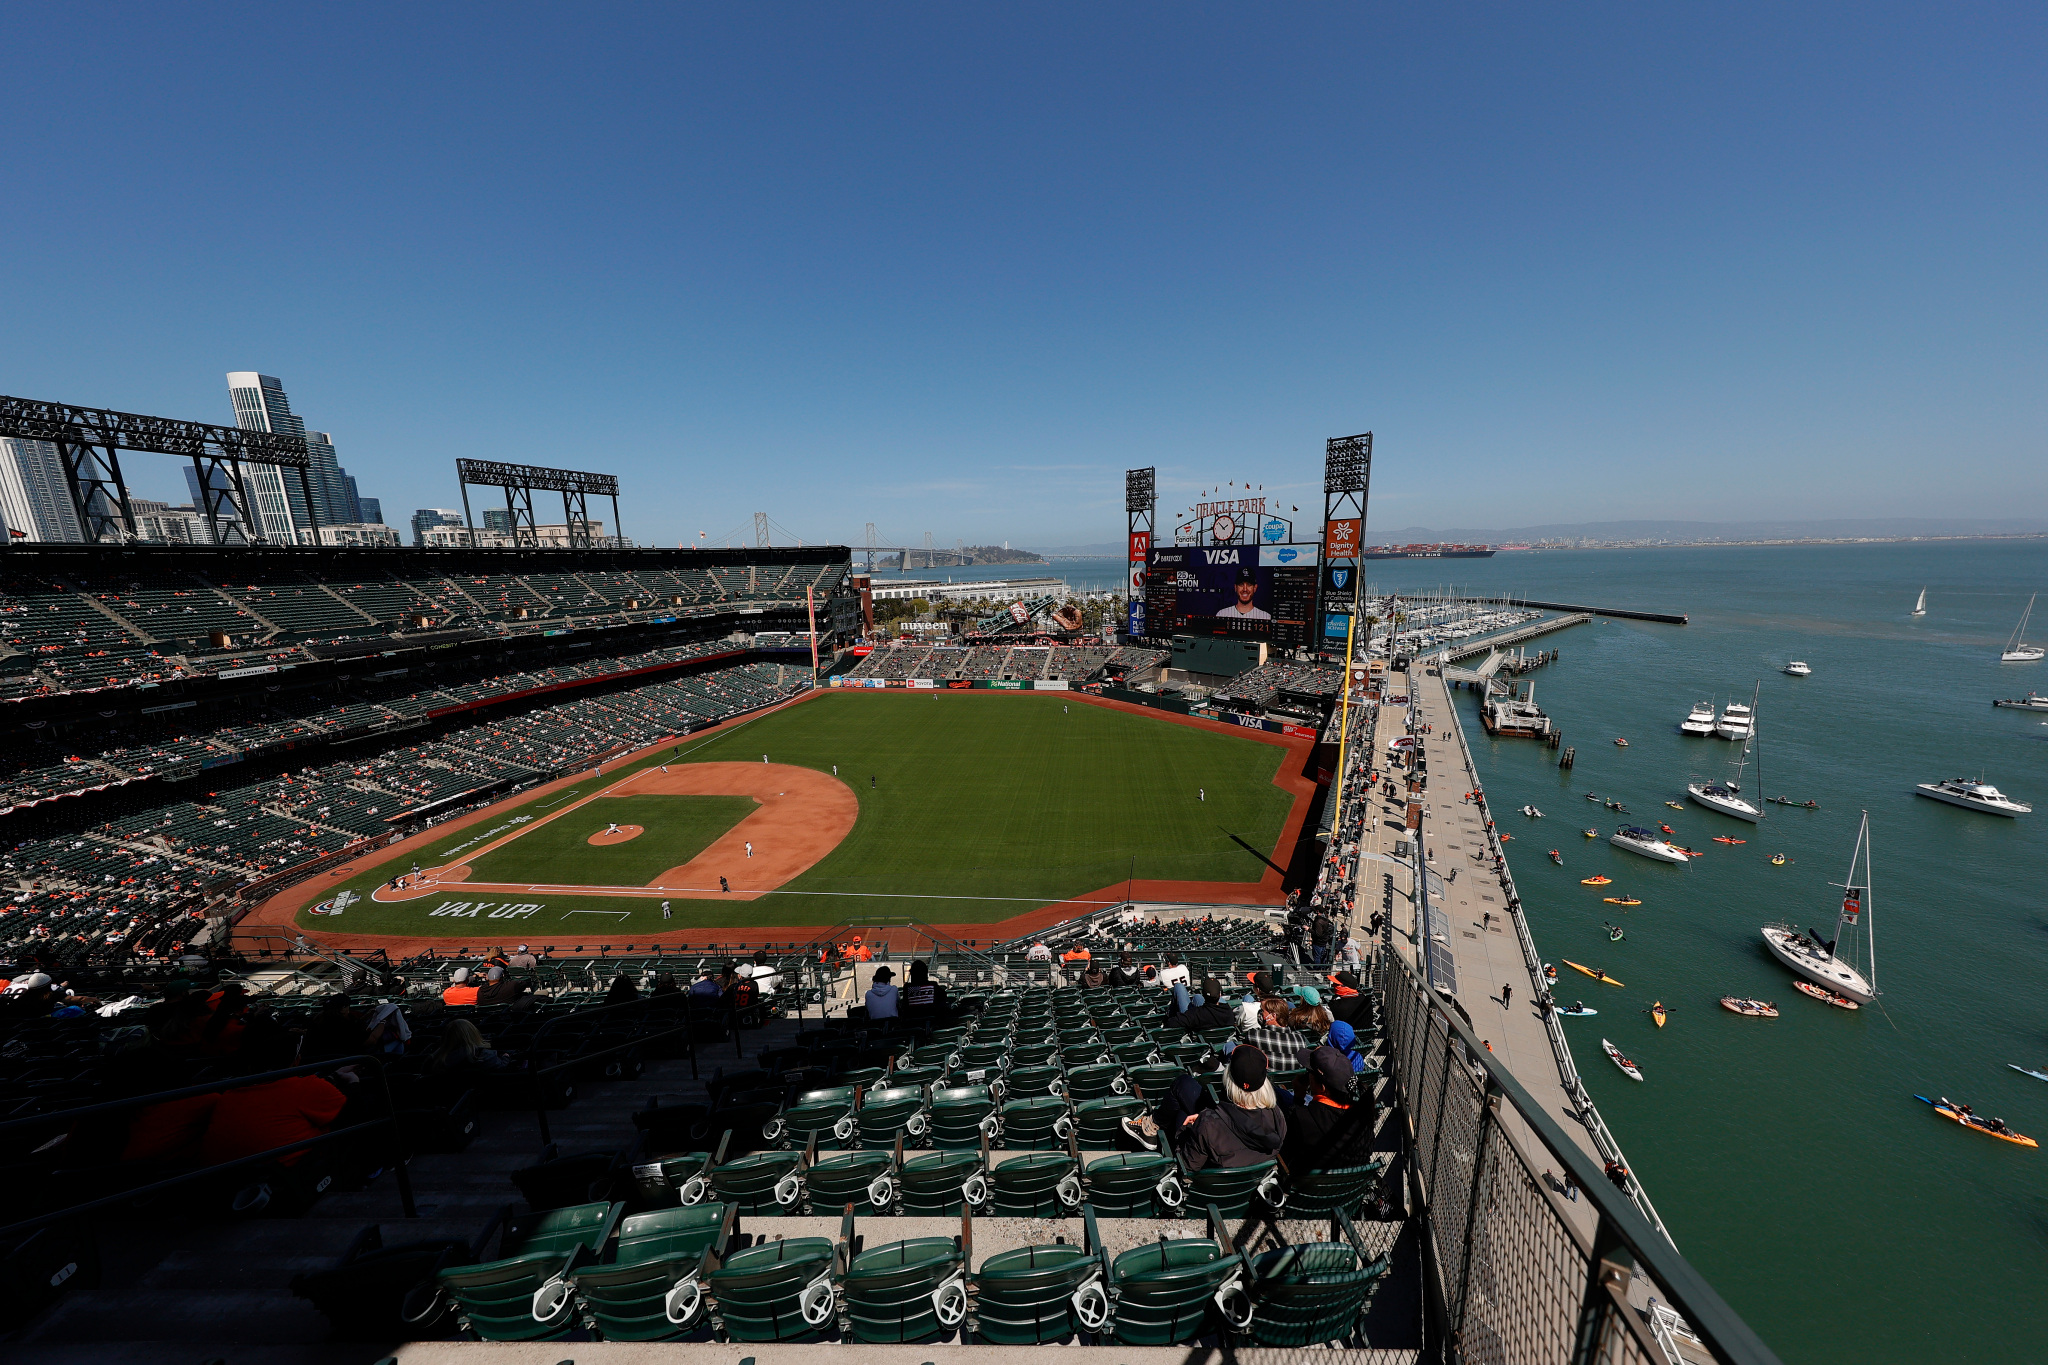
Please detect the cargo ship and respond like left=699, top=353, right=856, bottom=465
left=1361, top=543, right=1496, bottom=559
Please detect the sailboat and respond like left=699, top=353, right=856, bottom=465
left=1761, top=812, right=1879, bottom=1004
left=2001, top=594, right=2044, bottom=662
left=1688, top=681, right=1763, bottom=822
left=1910, top=587, right=1927, bottom=617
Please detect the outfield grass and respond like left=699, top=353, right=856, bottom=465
left=465, top=794, right=758, bottom=885
left=304, top=693, right=1303, bottom=934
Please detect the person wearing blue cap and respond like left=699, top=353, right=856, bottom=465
left=1327, top=1019, right=1371, bottom=1073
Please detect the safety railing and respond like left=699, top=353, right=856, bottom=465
left=0, top=1053, right=416, bottom=1242
left=1376, top=945, right=1780, bottom=1365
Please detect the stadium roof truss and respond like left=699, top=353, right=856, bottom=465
left=455, top=458, right=623, bottom=550
left=0, top=394, right=311, bottom=546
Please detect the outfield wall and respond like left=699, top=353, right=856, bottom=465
left=825, top=675, right=1319, bottom=739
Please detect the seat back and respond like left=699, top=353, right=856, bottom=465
left=926, top=1084, right=997, bottom=1149
left=1063, top=1063, right=1127, bottom=1101
left=855, top=1084, right=928, bottom=1150
left=705, top=1236, right=838, bottom=1342
left=998, top=1095, right=1070, bottom=1150
left=802, top=1150, right=897, bottom=1215
left=1185, top=1158, right=1279, bottom=1218
left=897, top=1150, right=987, bottom=1217
left=1109, top=1238, right=1235, bottom=1346
left=972, top=1242, right=1098, bottom=1344
left=707, top=1150, right=805, bottom=1216
left=988, top=1152, right=1081, bottom=1218
left=630, top=1151, right=712, bottom=1208
left=1081, top=1152, right=1185, bottom=1218
left=842, top=1236, right=965, bottom=1343
left=567, top=1205, right=731, bottom=1341
left=1071, top=1094, right=1144, bottom=1148
left=434, top=1201, right=622, bottom=1341
left=1279, top=1160, right=1385, bottom=1218
left=1241, top=1243, right=1389, bottom=1347
left=776, top=1085, right=860, bottom=1149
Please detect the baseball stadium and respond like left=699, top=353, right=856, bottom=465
left=0, top=442, right=1762, bottom=1365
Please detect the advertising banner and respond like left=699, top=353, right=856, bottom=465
left=1127, top=598, right=1145, bottom=637
left=910, top=678, right=935, bottom=688
left=1258, top=544, right=1318, bottom=567
left=980, top=680, right=1026, bottom=690
left=1037, top=679, right=1069, bottom=691
left=1325, top=519, right=1361, bottom=558
left=945, top=679, right=974, bottom=690
left=1324, top=612, right=1352, bottom=640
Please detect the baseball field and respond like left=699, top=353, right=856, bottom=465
left=269, top=690, right=1315, bottom=943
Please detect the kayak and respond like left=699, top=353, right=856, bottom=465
left=1712, top=837, right=1747, bottom=844
left=1614, top=738, right=1629, bottom=747
left=1602, top=897, right=1642, bottom=906
left=1581, top=875, right=1613, bottom=885
left=1562, top=959, right=1625, bottom=987
left=1603, top=1038, right=1643, bottom=1080
left=1544, top=963, right=1559, bottom=980
left=1916, top=1095, right=2037, bottom=1148
left=1720, top=997, right=1779, bottom=1018
left=1769, top=854, right=1788, bottom=866
left=1792, top=980, right=1859, bottom=1010
left=1650, top=1002, right=1667, bottom=1028
left=1607, top=925, right=1625, bottom=941
left=1557, top=1006, right=1597, bottom=1017
left=1672, top=846, right=1703, bottom=858
left=2010, top=1065, right=2048, bottom=1083
left=1549, top=849, right=1563, bottom=864
left=1665, top=801, right=1685, bottom=810
left=1583, top=828, right=1600, bottom=838
left=1586, top=793, right=1604, bottom=801
left=1658, top=823, right=1675, bottom=834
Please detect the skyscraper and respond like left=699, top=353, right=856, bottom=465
left=227, top=373, right=312, bottom=542
left=0, top=439, right=86, bottom=543
left=357, top=495, right=383, bottom=527
left=411, top=508, right=464, bottom=546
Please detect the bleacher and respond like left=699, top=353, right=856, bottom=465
left=0, top=916, right=1405, bottom=1356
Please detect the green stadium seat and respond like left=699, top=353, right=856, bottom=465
left=1229, top=1216, right=1389, bottom=1347
left=926, top=1084, right=999, bottom=1149
left=803, top=1149, right=897, bottom=1215
left=971, top=1239, right=1103, bottom=1344
left=1127, top=1063, right=1187, bottom=1097
left=708, top=1150, right=806, bottom=1216
left=775, top=1085, right=860, bottom=1150
left=1003, top=1063, right=1065, bottom=1098
left=1081, top=1152, right=1186, bottom=1217
left=703, top=1236, right=838, bottom=1342
left=435, top=1200, right=624, bottom=1341
left=988, top=1152, right=1081, bottom=1217
left=897, top=1150, right=988, bottom=1216
left=998, top=1094, right=1070, bottom=1150
left=1108, top=1232, right=1238, bottom=1345
left=1062, top=1063, right=1127, bottom=1101
left=629, top=1151, right=712, bottom=1209
left=1071, top=1093, right=1145, bottom=1148
left=888, top=1062, right=945, bottom=1088
left=842, top=1235, right=968, bottom=1343
left=854, top=1084, right=929, bottom=1150
left=567, top=1204, right=733, bottom=1340
left=1276, top=1160, right=1386, bottom=1219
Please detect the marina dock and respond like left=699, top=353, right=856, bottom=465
left=1443, top=611, right=1591, bottom=660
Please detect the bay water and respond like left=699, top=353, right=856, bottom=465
left=1368, top=541, right=2048, bottom=1362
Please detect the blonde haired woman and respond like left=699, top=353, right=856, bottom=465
left=1179, top=1047, right=1286, bottom=1169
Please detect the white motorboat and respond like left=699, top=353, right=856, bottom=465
left=1715, top=700, right=1754, bottom=740
left=1782, top=661, right=1811, bottom=677
left=2002, top=594, right=2044, bottom=662
left=1690, top=683, right=1765, bottom=822
left=1914, top=778, right=2032, bottom=817
left=1520, top=805, right=1543, bottom=818
left=1761, top=812, right=1878, bottom=1004
left=1611, top=826, right=1690, bottom=863
left=1679, top=700, right=1717, bottom=735
left=1910, top=587, right=1926, bottom=617
left=1993, top=692, right=2048, bottom=711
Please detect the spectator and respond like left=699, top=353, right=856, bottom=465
left=1122, top=1072, right=1209, bottom=1151
left=1178, top=1047, right=1285, bottom=1170
left=1059, top=944, right=1092, bottom=963
left=1080, top=961, right=1108, bottom=990
left=506, top=944, right=540, bottom=969
left=363, top=1001, right=412, bottom=1055
left=749, top=959, right=781, bottom=998
left=1310, top=911, right=1335, bottom=964
left=901, top=959, right=949, bottom=1021
left=1156, top=953, right=1191, bottom=992
left=1237, top=997, right=1316, bottom=1072
left=1106, top=952, right=1139, bottom=987
left=430, top=1019, right=506, bottom=1074
left=1165, top=976, right=1236, bottom=1033
left=1281, top=1046, right=1377, bottom=1173
left=687, top=968, right=721, bottom=999
left=864, top=965, right=899, bottom=1019
left=1327, top=1019, right=1372, bottom=1073
left=649, top=972, right=681, bottom=997
left=441, top=968, right=480, bottom=1007
left=605, top=973, right=640, bottom=1006
left=477, top=966, right=531, bottom=1009
left=199, top=1040, right=349, bottom=1169
left=1025, top=941, right=1052, bottom=962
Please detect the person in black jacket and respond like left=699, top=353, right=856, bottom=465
left=1281, top=1045, right=1379, bottom=1174
left=1163, top=977, right=1235, bottom=1034
left=1178, top=1046, right=1286, bottom=1170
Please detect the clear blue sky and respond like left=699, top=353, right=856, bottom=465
left=2, top=4, right=2041, bottom=547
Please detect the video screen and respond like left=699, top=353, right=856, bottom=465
left=1148, top=544, right=1318, bottom=643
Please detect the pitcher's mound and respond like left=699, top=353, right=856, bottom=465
left=588, top=825, right=644, bottom=846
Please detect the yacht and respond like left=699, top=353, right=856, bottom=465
left=1680, top=700, right=1717, bottom=735
left=1611, top=826, right=1690, bottom=864
left=1914, top=778, right=2032, bottom=817
left=1782, top=661, right=1811, bottom=677
left=1910, top=587, right=1927, bottom=617
left=1762, top=813, right=1879, bottom=1004
left=1715, top=700, right=1754, bottom=740
left=1992, top=692, right=2048, bottom=711
left=1687, top=780, right=1759, bottom=822
left=2002, top=594, right=2044, bottom=662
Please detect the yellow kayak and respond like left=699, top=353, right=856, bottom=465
left=1561, top=959, right=1625, bottom=988
left=1651, top=1001, right=1667, bottom=1028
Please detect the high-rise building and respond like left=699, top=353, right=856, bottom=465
left=0, top=439, right=86, bottom=543
left=227, top=373, right=313, bottom=542
left=482, top=508, right=515, bottom=535
left=304, top=430, right=357, bottom=526
left=411, top=508, right=464, bottom=546
left=356, top=495, right=383, bottom=527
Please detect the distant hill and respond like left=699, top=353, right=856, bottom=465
left=1027, top=542, right=1124, bottom=556
left=1371, top=517, right=2048, bottom=544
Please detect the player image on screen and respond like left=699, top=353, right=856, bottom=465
left=1223, top=567, right=1270, bottom=619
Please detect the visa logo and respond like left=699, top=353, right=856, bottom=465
left=1202, top=550, right=1241, bottom=565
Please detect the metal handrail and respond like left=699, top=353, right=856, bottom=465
left=0, top=1053, right=416, bottom=1240
left=1379, top=945, right=1782, bottom=1365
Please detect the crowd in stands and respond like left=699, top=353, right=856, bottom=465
left=0, top=549, right=849, bottom=697
left=0, top=658, right=809, bottom=963
left=1213, top=659, right=1342, bottom=710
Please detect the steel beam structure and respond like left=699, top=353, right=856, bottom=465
left=454, top=458, right=622, bottom=550
left=0, top=394, right=310, bottom=546
left=1320, top=433, right=1372, bottom=655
